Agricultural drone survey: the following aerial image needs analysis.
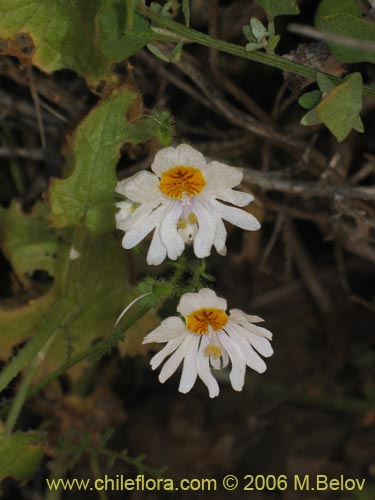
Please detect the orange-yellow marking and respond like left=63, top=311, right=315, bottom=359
left=186, top=308, right=228, bottom=334
left=159, top=166, right=206, bottom=199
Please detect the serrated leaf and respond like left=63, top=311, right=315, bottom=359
left=0, top=429, right=46, bottom=481
left=256, top=0, right=299, bottom=18
left=299, top=90, right=322, bottom=110
left=320, top=14, right=375, bottom=63
left=1, top=201, right=63, bottom=287
left=317, top=72, right=364, bottom=142
left=49, top=88, right=151, bottom=235
left=0, top=0, right=111, bottom=87
left=317, top=73, right=336, bottom=95
left=96, top=0, right=153, bottom=60
left=315, top=0, right=361, bottom=29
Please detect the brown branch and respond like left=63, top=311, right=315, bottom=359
left=243, top=168, right=375, bottom=201
left=285, top=218, right=332, bottom=314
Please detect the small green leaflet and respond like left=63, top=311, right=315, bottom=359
left=301, top=73, right=364, bottom=142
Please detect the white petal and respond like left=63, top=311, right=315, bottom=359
left=178, top=336, right=200, bottom=394
left=149, top=336, right=185, bottom=370
left=117, top=171, right=161, bottom=203
left=219, top=333, right=246, bottom=391
left=122, top=205, right=165, bottom=248
left=204, top=161, right=243, bottom=190
left=160, top=202, right=185, bottom=260
left=192, top=197, right=227, bottom=256
left=225, top=325, right=268, bottom=373
left=143, top=317, right=186, bottom=343
left=197, top=337, right=220, bottom=398
left=229, top=309, right=264, bottom=324
left=240, top=324, right=274, bottom=354
left=214, top=189, right=253, bottom=207
left=119, top=200, right=162, bottom=232
left=193, top=201, right=216, bottom=258
left=147, top=226, right=167, bottom=265
left=115, top=201, right=134, bottom=230
left=151, top=143, right=206, bottom=177
left=211, top=199, right=261, bottom=231
left=177, top=288, right=227, bottom=316
left=230, top=311, right=273, bottom=341
left=158, top=335, right=193, bottom=383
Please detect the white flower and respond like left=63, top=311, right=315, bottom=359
left=116, top=144, right=260, bottom=265
left=142, top=288, right=273, bottom=398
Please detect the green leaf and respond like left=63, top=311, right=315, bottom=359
left=0, top=0, right=111, bottom=87
left=49, top=88, right=151, bottom=235
left=315, top=0, right=361, bottom=29
left=0, top=429, right=46, bottom=481
left=267, top=34, right=281, bottom=53
left=96, top=0, right=153, bottom=60
left=317, top=73, right=336, bottom=95
left=1, top=201, right=64, bottom=287
left=256, top=0, right=300, bottom=18
left=299, top=90, right=322, bottom=110
left=246, top=42, right=263, bottom=52
left=320, top=14, right=375, bottom=63
left=301, top=107, right=321, bottom=126
left=317, top=72, right=364, bottom=142
left=250, top=18, right=267, bottom=41
left=243, top=25, right=256, bottom=42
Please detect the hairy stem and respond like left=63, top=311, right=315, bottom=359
left=139, top=4, right=375, bottom=98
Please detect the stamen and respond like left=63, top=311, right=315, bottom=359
left=204, top=344, right=223, bottom=358
left=159, top=166, right=206, bottom=199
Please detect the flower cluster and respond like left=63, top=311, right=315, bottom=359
left=116, top=143, right=274, bottom=397
left=116, top=143, right=260, bottom=265
left=143, top=288, right=273, bottom=398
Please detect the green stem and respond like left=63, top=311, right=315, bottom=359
left=0, top=297, right=75, bottom=394
left=4, top=331, right=57, bottom=435
left=140, top=4, right=375, bottom=98
left=27, top=305, right=151, bottom=399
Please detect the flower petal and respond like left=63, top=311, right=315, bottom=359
left=147, top=226, right=167, bottom=265
left=158, top=335, right=194, bottom=383
left=225, top=324, right=267, bottom=373
left=211, top=199, right=261, bottom=231
left=115, top=201, right=134, bottom=230
left=178, top=335, right=200, bottom=394
left=143, top=317, right=186, bottom=344
left=149, top=336, right=185, bottom=371
left=193, top=200, right=217, bottom=258
left=204, top=161, right=243, bottom=190
left=214, top=189, right=253, bottom=207
left=117, top=171, right=161, bottom=203
left=151, top=144, right=206, bottom=177
left=229, top=309, right=264, bottom=324
left=219, top=333, right=246, bottom=391
left=197, top=336, right=220, bottom=398
left=160, top=202, right=185, bottom=260
left=177, top=288, right=227, bottom=316
left=121, top=205, right=165, bottom=248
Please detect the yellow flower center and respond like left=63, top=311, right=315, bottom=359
left=186, top=308, right=228, bottom=334
left=159, top=166, right=206, bottom=199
